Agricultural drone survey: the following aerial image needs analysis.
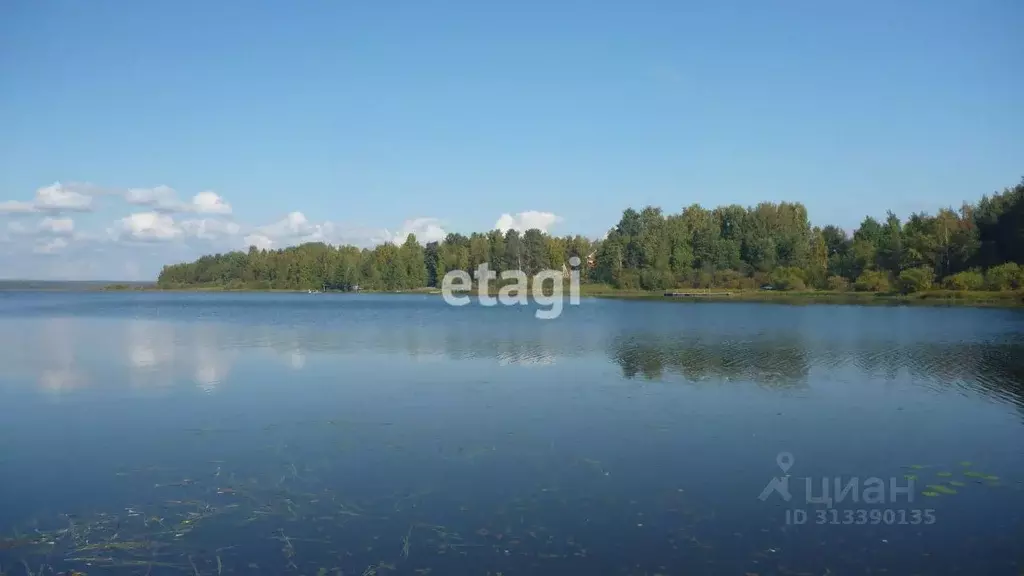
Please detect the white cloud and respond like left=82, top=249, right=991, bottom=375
left=126, top=185, right=178, bottom=209
left=250, top=212, right=340, bottom=247
left=3, top=179, right=501, bottom=279
left=388, top=217, right=447, bottom=243
left=494, top=211, right=562, bottom=233
left=0, top=182, right=93, bottom=214
left=39, top=217, right=75, bottom=236
left=72, top=230, right=110, bottom=243
left=180, top=218, right=241, bottom=240
left=7, top=221, right=31, bottom=235
left=0, top=200, right=37, bottom=214
left=192, top=191, right=232, bottom=214
left=245, top=212, right=436, bottom=250
left=118, top=212, right=182, bottom=242
left=33, top=182, right=93, bottom=211
left=125, top=186, right=232, bottom=215
left=261, top=211, right=313, bottom=237
left=34, top=237, right=68, bottom=254
left=243, top=233, right=275, bottom=250
left=7, top=217, right=76, bottom=238
left=337, top=225, right=397, bottom=247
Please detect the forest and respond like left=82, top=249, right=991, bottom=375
left=157, top=178, right=1024, bottom=294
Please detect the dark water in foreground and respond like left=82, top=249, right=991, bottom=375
left=1, top=293, right=1023, bottom=575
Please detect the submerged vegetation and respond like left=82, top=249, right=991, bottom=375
left=0, top=417, right=1016, bottom=575
left=157, top=179, right=1024, bottom=303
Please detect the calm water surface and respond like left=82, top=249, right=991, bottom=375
left=1, top=293, right=1023, bottom=575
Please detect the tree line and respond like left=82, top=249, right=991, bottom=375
left=157, top=178, right=1023, bottom=293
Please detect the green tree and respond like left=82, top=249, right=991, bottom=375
left=157, top=178, right=1024, bottom=296
left=805, top=227, right=829, bottom=288
left=487, top=230, right=506, bottom=275
left=399, top=234, right=427, bottom=288
left=876, top=211, right=903, bottom=274
left=974, top=179, right=1024, bottom=267
left=424, top=241, right=441, bottom=287
left=467, top=233, right=489, bottom=273
left=503, top=229, right=523, bottom=272
left=665, top=215, right=694, bottom=282
left=594, top=231, right=624, bottom=285
left=522, top=228, right=551, bottom=275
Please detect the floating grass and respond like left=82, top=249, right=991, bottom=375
left=401, top=525, right=412, bottom=559
left=2, top=433, right=1012, bottom=576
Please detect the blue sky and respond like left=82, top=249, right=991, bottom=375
left=1, top=0, right=1021, bottom=280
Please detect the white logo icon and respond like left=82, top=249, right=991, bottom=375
left=759, top=452, right=795, bottom=501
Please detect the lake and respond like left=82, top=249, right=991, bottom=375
left=1, top=292, right=1022, bottom=575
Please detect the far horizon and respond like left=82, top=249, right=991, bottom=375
left=0, top=279, right=155, bottom=285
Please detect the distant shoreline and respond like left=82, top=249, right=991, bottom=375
left=0, top=281, right=154, bottom=291
left=591, top=288, right=1024, bottom=308
left=82, top=284, right=1024, bottom=308
left=2, top=281, right=1020, bottom=308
